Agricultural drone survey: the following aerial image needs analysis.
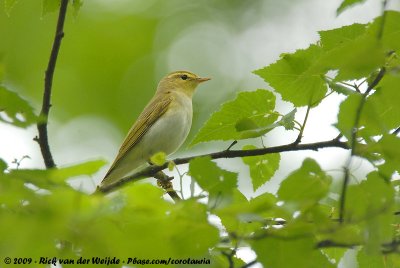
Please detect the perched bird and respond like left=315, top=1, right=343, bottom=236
left=100, top=71, right=210, bottom=188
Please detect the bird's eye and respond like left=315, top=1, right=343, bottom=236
left=181, top=74, right=188, bottom=80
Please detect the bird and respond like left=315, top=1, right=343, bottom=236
left=99, top=71, right=210, bottom=188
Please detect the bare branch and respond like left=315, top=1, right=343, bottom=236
left=154, top=171, right=181, bottom=202
left=98, top=137, right=348, bottom=194
left=36, top=0, right=69, bottom=169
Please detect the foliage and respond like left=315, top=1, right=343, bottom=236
left=0, top=86, right=40, bottom=127
left=336, top=0, right=369, bottom=15
left=191, top=89, right=279, bottom=144
left=1, top=1, right=400, bottom=268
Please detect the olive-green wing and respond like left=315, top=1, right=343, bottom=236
left=105, top=93, right=174, bottom=177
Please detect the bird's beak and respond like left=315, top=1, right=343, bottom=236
left=197, top=77, right=211, bottom=83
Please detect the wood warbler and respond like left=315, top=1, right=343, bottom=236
left=100, top=71, right=210, bottom=188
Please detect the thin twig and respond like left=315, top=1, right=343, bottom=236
left=221, top=250, right=235, bottom=268
left=318, top=238, right=400, bottom=254
left=226, top=140, right=238, bottom=151
left=154, top=171, right=181, bottom=202
left=315, top=240, right=358, bottom=249
left=175, top=166, right=186, bottom=199
left=98, top=137, right=348, bottom=193
left=338, top=67, right=386, bottom=223
left=241, top=260, right=258, bottom=268
left=392, top=127, right=400, bottom=136
left=339, top=165, right=351, bottom=223
left=381, top=238, right=400, bottom=254
left=294, top=105, right=311, bottom=144
left=377, top=0, right=388, bottom=40
left=36, top=0, right=69, bottom=169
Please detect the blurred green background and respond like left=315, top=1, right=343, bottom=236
left=0, top=0, right=395, bottom=192
left=2, top=0, right=276, bottom=131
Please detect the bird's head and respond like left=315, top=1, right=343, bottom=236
left=157, top=71, right=210, bottom=97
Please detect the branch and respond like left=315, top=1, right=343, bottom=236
left=243, top=232, right=399, bottom=254
left=36, top=0, right=69, bottom=169
left=98, top=137, right=348, bottom=193
left=381, top=239, right=400, bottom=254
left=241, top=260, right=258, bottom=268
left=316, top=239, right=358, bottom=249
left=317, top=238, right=400, bottom=254
left=294, top=105, right=311, bottom=144
left=221, top=250, right=235, bottom=268
left=377, top=0, right=388, bottom=40
left=392, top=126, right=400, bottom=136
left=154, top=171, right=181, bottom=202
left=339, top=67, right=386, bottom=223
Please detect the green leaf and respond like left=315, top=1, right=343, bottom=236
left=345, top=172, right=394, bottom=254
left=362, top=74, right=400, bottom=135
left=54, top=159, right=107, bottom=179
left=0, top=57, right=3, bottom=81
left=150, top=151, right=166, bottom=166
left=322, top=248, right=347, bottom=265
left=167, top=161, right=175, bottom=171
left=242, top=145, right=280, bottom=191
left=319, top=224, right=363, bottom=247
left=384, top=255, right=400, bottom=268
left=0, top=158, right=7, bottom=173
left=319, top=36, right=384, bottom=82
left=189, top=157, right=238, bottom=207
left=369, top=11, right=400, bottom=52
left=277, top=108, right=297, bottom=130
left=319, top=24, right=366, bottom=51
left=189, top=157, right=237, bottom=195
left=191, top=89, right=278, bottom=145
left=337, top=0, right=367, bottom=15
left=216, top=190, right=276, bottom=234
left=278, top=158, right=332, bottom=209
left=369, top=135, right=400, bottom=177
left=357, top=248, right=385, bottom=268
left=123, top=185, right=220, bottom=258
left=345, top=171, right=394, bottom=219
left=318, top=22, right=385, bottom=81
left=254, top=45, right=327, bottom=107
left=325, top=78, right=355, bottom=95
left=235, top=117, right=259, bottom=131
left=235, top=117, right=278, bottom=139
left=210, top=250, right=245, bottom=268
left=252, top=237, right=334, bottom=268
left=337, top=75, right=400, bottom=140
left=8, top=159, right=106, bottom=187
left=0, top=86, right=40, bottom=128
left=336, top=93, right=362, bottom=142
left=42, top=0, right=59, bottom=16
left=166, top=199, right=220, bottom=257
left=72, top=0, right=83, bottom=16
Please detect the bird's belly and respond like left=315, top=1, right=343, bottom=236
left=140, top=106, right=192, bottom=158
